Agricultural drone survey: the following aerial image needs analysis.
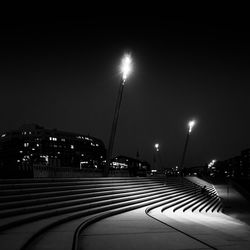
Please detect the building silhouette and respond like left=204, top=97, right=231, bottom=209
left=207, top=148, right=250, bottom=180
left=111, top=155, right=151, bottom=177
left=0, top=124, right=106, bottom=178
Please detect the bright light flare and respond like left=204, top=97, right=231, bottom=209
left=208, top=159, right=216, bottom=168
left=188, top=120, right=196, bottom=133
left=154, top=143, right=160, bottom=151
left=120, top=54, right=132, bottom=81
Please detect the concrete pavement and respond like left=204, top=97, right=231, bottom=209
left=79, top=207, right=213, bottom=250
left=214, top=183, right=250, bottom=225
left=79, top=183, right=250, bottom=250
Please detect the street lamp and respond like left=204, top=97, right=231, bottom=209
left=154, top=143, right=160, bottom=152
left=179, top=120, right=196, bottom=174
left=153, top=143, right=164, bottom=173
left=208, top=159, right=216, bottom=169
left=105, top=53, right=133, bottom=176
left=188, top=120, right=195, bottom=133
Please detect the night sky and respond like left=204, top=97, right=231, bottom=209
left=0, top=15, right=250, bottom=168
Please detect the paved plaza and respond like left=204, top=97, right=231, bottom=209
left=80, top=183, right=250, bottom=250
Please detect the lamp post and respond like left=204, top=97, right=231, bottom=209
left=154, top=143, right=160, bottom=152
left=208, top=159, right=216, bottom=180
left=180, top=120, right=196, bottom=176
left=154, top=143, right=159, bottom=171
left=154, top=143, right=164, bottom=174
left=104, top=54, right=133, bottom=176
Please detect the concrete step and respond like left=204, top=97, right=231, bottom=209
left=0, top=185, right=196, bottom=229
left=1, top=184, right=193, bottom=222
left=0, top=184, right=173, bottom=231
left=199, top=195, right=219, bottom=212
left=144, top=177, right=224, bottom=214
left=0, top=176, right=167, bottom=185
left=4, top=190, right=182, bottom=250
left=191, top=196, right=213, bottom=212
left=0, top=183, right=167, bottom=209
left=0, top=186, right=172, bottom=218
left=205, top=196, right=221, bottom=212
left=0, top=176, right=224, bottom=250
left=0, top=182, right=166, bottom=202
left=0, top=179, right=166, bottom=195
left=162, top=193, right=202, bottom=212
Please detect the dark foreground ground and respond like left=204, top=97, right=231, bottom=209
left=215, top=182, right=250, bottom=226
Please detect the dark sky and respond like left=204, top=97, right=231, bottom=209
left=0, top=15, right=250, bottom=168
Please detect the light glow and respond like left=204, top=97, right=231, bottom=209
left=112, top=161, right=128, bottom=169
left=154, top=143, right=160, bottom=151
left=188, top=120, right=196, bottom=133
left=120, top=54, right=132, bottom=81
left=208, top=159, right=216, bottom=168
left=49, top=137, right=57, bottom=141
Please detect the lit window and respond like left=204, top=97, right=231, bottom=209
left=49, top=137, right=57, bottom=141
left=40, top=155, right=49, bottom=163
left=22, top=155, right=30, bottom=161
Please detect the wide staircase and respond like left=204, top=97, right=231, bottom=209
left=0, top=176, right=223, bottom=250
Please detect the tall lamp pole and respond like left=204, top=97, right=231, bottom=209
left=180, top=120, right=196, bottom=176
left=154, top=143, right=163, bottom=173
left=105, top=54, right=133, bottom=176
left=154, top=143, right=159, bottom=171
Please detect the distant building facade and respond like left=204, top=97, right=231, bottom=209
left=183, top=165, right=207, bottom=177
left=111, top=155, right=151, bottom=177
left=207, top=148, right=250, bottom=180
left=0, top=124, right=106, bottom=178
